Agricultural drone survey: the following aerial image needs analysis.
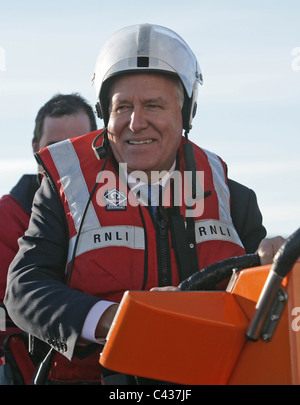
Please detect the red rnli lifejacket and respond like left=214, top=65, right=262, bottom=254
left=39, top=131, right=245, bottom=300
left=36, top=130, right=245, bottom=383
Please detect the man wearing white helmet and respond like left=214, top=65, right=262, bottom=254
left=4, top=24, right=283, bottom=385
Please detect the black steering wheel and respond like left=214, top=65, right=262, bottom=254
left=179, top=227, right=300, bottom=291
left=178, top=253, right=261, bottom=291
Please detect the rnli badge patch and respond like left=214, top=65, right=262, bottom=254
left=103, top=189, right=127, bottom=211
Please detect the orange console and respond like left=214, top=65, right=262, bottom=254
left=100, top=262, right=300, bottom=385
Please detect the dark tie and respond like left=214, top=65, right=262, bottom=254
left=133, top=183, right=161, bottom=219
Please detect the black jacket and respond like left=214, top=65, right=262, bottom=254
left=228, top=179, right=266, bottom=253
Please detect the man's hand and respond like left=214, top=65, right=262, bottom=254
left=257, top=236, right=285, bottom=265
left=95, top=304, right=119, bottom=340
left=150, top=286, right=180, bottom=292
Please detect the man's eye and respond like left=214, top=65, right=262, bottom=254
left=115, top=105, right=130, bottom=113
left=147, top=104, right=161, bottom=109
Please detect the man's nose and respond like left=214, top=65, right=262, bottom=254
left=128, top=107, right=148, bottom=132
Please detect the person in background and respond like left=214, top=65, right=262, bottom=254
left=0, top=93, right=97, bottom=357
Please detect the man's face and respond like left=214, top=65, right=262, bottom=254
left=33, top=112, right=92, bottom=152
left=107, top=73, right=183, bottom=179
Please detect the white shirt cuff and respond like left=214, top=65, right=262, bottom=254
left=81, top=300, right=117, bottom=344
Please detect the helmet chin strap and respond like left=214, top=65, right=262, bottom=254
left=184, top=129, right=189, bottom=141
left=92, top=128, right=109, bottom=160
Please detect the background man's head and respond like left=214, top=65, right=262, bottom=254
left=32, top=93, right=97, bottom=152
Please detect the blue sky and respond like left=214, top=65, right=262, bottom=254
left=0, top=0, right=299, bottom=237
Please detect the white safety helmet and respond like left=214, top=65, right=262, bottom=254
left=93, top=23, right=203, bottom=133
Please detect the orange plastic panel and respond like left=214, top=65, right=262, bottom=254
left=229, top=265, right=271, bottom=320
left=101, top=291, right=248, bottom=384
left=227, top=262, right=300, bottom=385
left=287, top=262, right=300, bottom=384
left=100, top=262, right=300, bottom=385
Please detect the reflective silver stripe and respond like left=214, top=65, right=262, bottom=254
left=203, top=149, right=232, bottom=225
left=200, top=149, right=243, bottom=248
left=67, top=219, right=242, bottom=265
left=67, top=225, right=145, bottom=264
left=48, top=139, right=100, bottom=232
left=195, top=219, right=243, bottom=247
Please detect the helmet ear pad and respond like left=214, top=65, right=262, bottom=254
left=96, top=77, right=112, bottom=125
left=95, top=100, right=103, bottom=120
left=181, top=91, right=198, bottom=133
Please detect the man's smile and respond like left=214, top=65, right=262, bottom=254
left=127, top=139, right=155, bottom=145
